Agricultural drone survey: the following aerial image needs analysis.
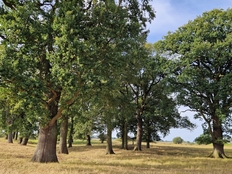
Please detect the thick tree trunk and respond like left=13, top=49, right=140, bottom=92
left=8, top=132, right=13, bottom=143
left=106, top=126, right=114, bottom=154
left=68, top=117, right=74, bottom=148
left=86, top=135, right=91, bottom=146
left=209, top=116, right=228, bottom=158
left=134, top=117, right=143, bottom=151
left=59, top=116, right=69, bottom=154
left=210, top=143, right=227, bottom=158
left=21, top=137, right=29, bottom=145
left=31, top=122, right=58, bottom=163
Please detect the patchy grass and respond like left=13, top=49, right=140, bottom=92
left=1, top=139, right=232, bottom=174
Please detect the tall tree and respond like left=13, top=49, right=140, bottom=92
left=155, top=9, right=232, bottom=158
left=0, top=0, right=155, bottom=162
left=127, top=44, right=168, bottom=151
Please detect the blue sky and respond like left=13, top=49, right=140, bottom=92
left=146, top=0, right=232, bottom=142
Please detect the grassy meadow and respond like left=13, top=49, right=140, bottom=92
left=0, top=138, right=232, bottom=174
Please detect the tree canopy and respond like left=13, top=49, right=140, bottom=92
left=155, top=8, right=232, bottom=158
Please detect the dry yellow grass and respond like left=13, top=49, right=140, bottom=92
left=0, top=139, right=232, bottom=174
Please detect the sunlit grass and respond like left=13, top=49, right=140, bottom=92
left=0, top=138, right=232, bottom=174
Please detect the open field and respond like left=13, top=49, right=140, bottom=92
left=0, top=139, right=232, bottom=174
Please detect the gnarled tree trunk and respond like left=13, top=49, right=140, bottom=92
left=59, top=116, right=69, bottom=154
left=31, top=122, right=58, bottom=163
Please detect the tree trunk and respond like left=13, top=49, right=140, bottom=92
left=122, top=121, right=128, bottom=150
left=21, top=137, right=29, bottom=145
left=31, top=122, right=58, bottom=163
left=59, top=116, right=69, bottom=154
left=210, top=143, right=227, bottom=158
left=209, top=116, right=227, bottom=158
left=134, top=117, right=143, bottom=151
left=68, top=116, right=74, bottom=148
left=106, top=126, right=114, bottom=154
left=8, top=132, right=13, bottom=143
left=146, top=126, right=151, bottom=148
left=86, top=135, right=92, bottom=146
left=18, top=137, right=23, bottom=144
left=14, top=131, right=18, bottom=140
left=146, top=136, right=150, bottom=148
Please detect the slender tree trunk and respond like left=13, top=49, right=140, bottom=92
left=134, top=117, right=143, bottom=151
left=146, top=123, right=151, bottom=148
left=12, top=132, right=15, bottom=139
left=106, top=125, right=114, bottom=154
left=8, top=132, right=13, bottom=143
left=59, top=116, right=69, bottom=154
left=122, top=121, right=128, bottom=150
left=14, top=131, right=18, bottom=140
left=86, top=135, right=91, bottom=146
left=68, top=116, right=74, bottom=148
left=31, top=122, right=58, bottom=163
left=146, top=133, right=150, bottom=148
left=21, top=137, right=29, bottom=145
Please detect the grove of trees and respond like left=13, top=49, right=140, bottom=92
left=0, top=1, right=231, bottom=163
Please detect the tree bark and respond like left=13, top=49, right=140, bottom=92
left=21, top=137, right=29, bottom=145
left=31, top=122, right=58, bottom=163
left=59, top=116, right=69, bottom=154
left=134, top=117, right=143, bottom=151
left=86, top=134, right=92, bottom=146
left=8, top=132, right=13, bottom=143
left=106, top=126, right=114, bottom=154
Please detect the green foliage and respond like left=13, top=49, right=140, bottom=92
left=155, top=9, right=232, bottom=146
left=194, top=134, right=212, bottom=145
left=0, top=0, right=155, bottom=130
left=172, top=137, right=184, bottom=144
left=98, top=133, right=107, bottom=143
